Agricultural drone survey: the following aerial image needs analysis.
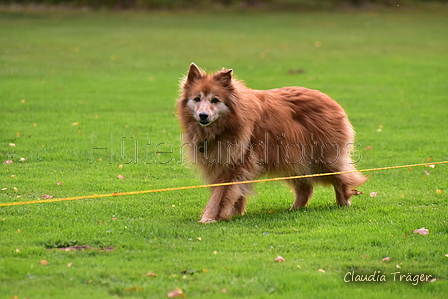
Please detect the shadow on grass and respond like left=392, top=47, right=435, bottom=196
left=246, top=204, right=362, bottom=220
left=180, top=203, right=364, bottom=225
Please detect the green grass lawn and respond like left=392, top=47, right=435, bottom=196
left=1, top=6, right=448, bottom=299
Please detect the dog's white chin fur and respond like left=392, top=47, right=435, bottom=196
left=198, top=120, right=215, bottom=127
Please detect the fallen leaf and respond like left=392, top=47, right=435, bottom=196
left=71, top=122, right=79, bottom=126
left=146, top=272, right=157, bottom=277
left=41, top=195, right=53, bottom=199
left=382, top=257, right=391, bottom=262
left=221, top=289, right=227, bottom=293
left=318, top=269, right=325, bottom=273
left=9, top=143, right=16, bottom=147
left=118, top=164, right=123, bottom=169
left=167, top=288, right=186, bottom=298
left=369, top=192, right=377, bottom=197
left=275, top=256, right=285, bottom=262
left=15, top=248, right=20, bottom=253
left=365, top=146, right=372, bottom=151
left=40, top=259, right=48, bottom=265
left=117, top=175, right=124, bottom=179
left=437, top=189, right=444, bottom=194
left=126, top=287, right=142, bottom=291
left=426, top=157, right=432, bottom=162
left=287, top=68, right=305, bottom=75
left=57, top=182, right=63, bottom=185
left=424, top=170, right=431, bottom=175
left=10, top=175, right=16, bottom=177
left=4, top=160, right=13, bottom=164
left=1, top=188, right=7, bottom=191
left=196, top=237, right=202, bottom=241
left=413, top=227, right=429, bottom=236
left=20, top=157, right=26, bottom=161
left=67, top=262, right=73, bottom=267
left=396, top=264, right=401, bottom=268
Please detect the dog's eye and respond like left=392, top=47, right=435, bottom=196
left=193, top=97, right=201, bottom=102
left=211, top=98, right=219, bottom=104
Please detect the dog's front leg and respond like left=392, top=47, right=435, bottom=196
left=200, top=184, right=243, bottom=223
left=199, top=186, right=226, bottom=223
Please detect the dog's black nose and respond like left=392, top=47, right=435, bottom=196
left=199, top=113, right=209, bottom=121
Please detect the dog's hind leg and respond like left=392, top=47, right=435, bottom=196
left=289, top=179, right=314, bottom=209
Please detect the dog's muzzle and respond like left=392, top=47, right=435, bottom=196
left=198, top=112, right=210, bottom=126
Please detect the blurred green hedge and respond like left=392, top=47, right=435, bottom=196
left=1, top=0, right=446, bottom=9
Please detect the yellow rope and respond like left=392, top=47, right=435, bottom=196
left=1, top=161, right=446, bottom=207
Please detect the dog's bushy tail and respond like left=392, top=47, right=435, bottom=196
left=343, top=171, right=368, bottom=188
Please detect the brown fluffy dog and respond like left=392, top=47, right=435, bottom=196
left=177, top=63, right=367, bottom=223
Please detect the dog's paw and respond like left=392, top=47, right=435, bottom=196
left=290, top=203, right=307, bottom=210
left=338, top=200, right=351, bottom=206
left=198, top=218, right=217, bottom=224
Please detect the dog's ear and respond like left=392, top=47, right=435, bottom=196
left=186, top=63, right=204, bottom=84
left=214, top=68, right=233, bottom=88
